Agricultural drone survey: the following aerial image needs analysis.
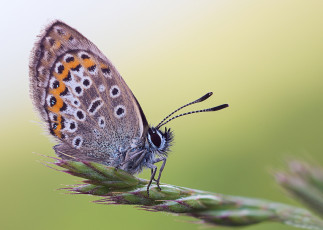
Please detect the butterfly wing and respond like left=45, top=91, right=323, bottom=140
left=30, top=20, right=148, bottom=165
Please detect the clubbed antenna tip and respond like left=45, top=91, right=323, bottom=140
left=196, top=92, right=213, bottom=103
left=209, top=103, right=229, bottom=111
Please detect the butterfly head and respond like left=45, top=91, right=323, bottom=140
left=147, top=126, right=173, bottom=154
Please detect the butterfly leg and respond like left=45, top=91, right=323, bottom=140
left=155, top=159, right=167, bottom=191
left=151, top=158, right=163, bottom=181
left=147, top=164, right=157, bottom=197
left=149, top=158, right=166, bottom=190
left=151, top=169, right=156, bottom=181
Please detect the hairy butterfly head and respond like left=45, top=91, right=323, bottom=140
left=147, top=127, right=173, bottom=154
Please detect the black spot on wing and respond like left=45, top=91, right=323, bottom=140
left=76, top=111, right=84, bottom=120
left=112, top=88, right=118, bottom=95
left=57, top=65, right=64, bottom=74
left=75, top=86, right=82, bottom=94
left=60, top=87, right=69, bottom=96
left=52, top=123, right=58, bottom=130
left=83, top=79, right=90, bottom=86
left=89, top=100, right=102, bottom=113
left=60, top=102, right=67, bottom=112
left=63, top=72, right=72, bottom=82
left=81, top=54, right=90, bottom=59
left=50, top=96, right=57, bottom=106
left=61, top=117, right=65, bottom=129
left=52, top=80, right=59, bottom=89
left=88, top=65, right=96, bottom=72
left=70, top=122, right=76, bottom=130
left=66, top=56, right=74, bottom=63
left=116, top=107, right=124, bottom=115
left=56, top=28, right=64, bottom=35
left=102, top=67, right=111, bottom=74
left=71, top=64, right=81, bottom=72
left=74, top=138, right=81, bottom=146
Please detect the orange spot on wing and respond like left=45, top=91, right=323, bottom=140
left=63, top=33, right=70, bottom=41
left=64, top=57, right=80, bottom=69
left=48, top=96, right=63, bottom=113
left=53, top=69, right=68, bottom=81
left=82, top=58, right=95, bottom=68
left=100, top=63, right=108, bottom=68
left=54, top=41, right=61, bottom=50
left=50, top=83, right=66, bottom=96
left=53, top=57, right=80, bottom=82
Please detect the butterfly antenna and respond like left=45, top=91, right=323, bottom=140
left=157, top=103, right=228, bottom=128
left=156, top=92, right=214, bottom=129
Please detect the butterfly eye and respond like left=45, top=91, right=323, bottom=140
left=148, top=128, right=162, bottom=148
left=150, top=133, right=161, bottom=147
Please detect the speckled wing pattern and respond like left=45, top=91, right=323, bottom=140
left=29, top=21, right=148, bottom=165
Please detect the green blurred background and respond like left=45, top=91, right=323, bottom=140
left=1, top=1, right=323, bottom=229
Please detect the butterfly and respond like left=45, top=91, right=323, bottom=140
left=29, top=20, right=228, bottom=195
